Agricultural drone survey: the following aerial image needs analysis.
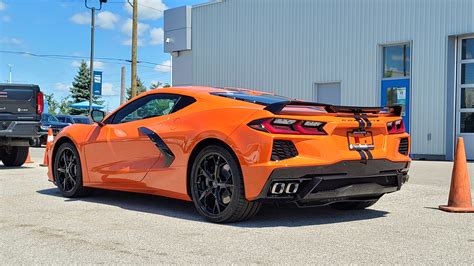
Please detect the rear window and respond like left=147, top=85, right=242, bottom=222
left=210, top=91, right=290, bottom=106
left=73, top=117, right=91, bottom=124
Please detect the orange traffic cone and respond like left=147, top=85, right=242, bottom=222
left=439, top=137, right=474, bottom=213
left=25, top=148, right=34, bottom=163
left=39, top=128, right=54, bottom=167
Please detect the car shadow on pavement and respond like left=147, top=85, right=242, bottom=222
left=37, top=188, right=389, bottom=227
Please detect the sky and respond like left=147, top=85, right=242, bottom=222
left=0, top=0, right=204, bottom=111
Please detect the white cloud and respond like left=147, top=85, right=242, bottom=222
left=0, top=1, right=6, bottom=11
left=71, top=11, right=119, bottom=29
left=54, top=82, right=70, bottom=92
left=150, top=27, right=163, bottom=45
left=71, top=12, right=89, bottom=25
left=71, top=60, right=106, bottom=70
left=102, top=83, right=118, bottom=96
left=0, top=37, right=21, bottom=45
left=124, top=0, right=167, bottom=20
left=121, top=18, right=150, bottom=46
left=96, top=11, right=119, bottom=29
left=121, top=18, right=150, bottom=36
left=121, top=38, right=145, bottom=46
left=154, top=59, right=171, bottom=73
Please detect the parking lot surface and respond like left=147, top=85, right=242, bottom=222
left=1, top=147, right=473, bottom=264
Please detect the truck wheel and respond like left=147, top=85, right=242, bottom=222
left=1, top=146, right=28, bottom=167
left=330, top=198, right=380, bottom=210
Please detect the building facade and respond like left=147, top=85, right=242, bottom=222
left=164, top=0, right=474, bottom=160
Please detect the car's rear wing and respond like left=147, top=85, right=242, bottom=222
left=264, top=101, right=402, bottom=116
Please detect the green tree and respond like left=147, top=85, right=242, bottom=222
left=149, top=81, right=162, bottom=89
left=126, top=77, right=147, bottom=100
left=44, top=93, right=59, bottom=115
left=58, top=97, right=72, bottom=114
left=70, top=60, right=103, bottom=114
left=149, top=82, right=171, bottom=90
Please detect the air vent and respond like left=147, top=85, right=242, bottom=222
left=271, top=140, right=298, bottom=161
left=398, top=138, right=409, bottom=155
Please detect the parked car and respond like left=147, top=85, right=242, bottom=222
left=0, top=83, right=43, bottom=166
left=32, top=113, right=69, bottom=147
left=56, top=114, right=92, bottom=125
left=47, top=87, right=411, bottom=223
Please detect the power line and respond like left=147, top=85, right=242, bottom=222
left=0, top=50, right=171, bottom=68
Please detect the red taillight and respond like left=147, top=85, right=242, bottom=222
left=248, top=118, right=326, bottom=135
left=37, top=91, right=44, bottom=115
left=387, top=119, right=405, bottom=134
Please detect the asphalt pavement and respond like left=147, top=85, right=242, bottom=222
left=0, top=147, right=473, bottom=264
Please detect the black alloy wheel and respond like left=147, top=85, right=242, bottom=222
left=54, top=142, right=88, bottom=197
left=190, top=145, right=261, bottom=223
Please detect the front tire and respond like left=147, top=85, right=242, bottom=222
left=53, top=142, right=88, bottom=197
left=1, top=146, right=28, bottom=167
left=330, top=198, right=380, bottom=210
left=190, top=145, right=261, bottom=223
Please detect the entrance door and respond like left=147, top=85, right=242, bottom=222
left=314, top=82, right=341, bottom=105
left=457, top=37, right=474, bottom=160
left=380, top=43, right=411, bottom=133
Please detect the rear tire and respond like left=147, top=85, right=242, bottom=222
left=190, top=145, right=261, bottom=223
left=53, top=142, right=89, bottom=197
left=1, top=146, right=28, bottom=167
left=330, top=198, right=380, bottom=210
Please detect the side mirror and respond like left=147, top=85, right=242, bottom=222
left=91, top=110, right=105, bottom=125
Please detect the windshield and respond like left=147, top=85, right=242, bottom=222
left=42, top=113, right=59, bottom=122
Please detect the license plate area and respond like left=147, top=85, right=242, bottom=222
left=347, top=130, right=374, bottom=151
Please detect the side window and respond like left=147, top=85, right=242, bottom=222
left=111, top=94, right=181, bottom=124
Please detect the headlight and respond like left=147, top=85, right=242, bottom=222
left=40, top=125, right=50, bottom=130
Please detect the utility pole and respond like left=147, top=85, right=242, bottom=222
left=85, top=0, right=107, bottom=116
left=131, top=0, right=138, bottom=98
left=120, top=66, right=126, bottom=105
left=7, top=64, right=12, bottom=83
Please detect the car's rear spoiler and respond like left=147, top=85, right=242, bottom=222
left=264, top=101, right=402, bottom=116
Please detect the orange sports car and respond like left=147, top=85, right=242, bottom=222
left=47, top=86, right=410, bottom=223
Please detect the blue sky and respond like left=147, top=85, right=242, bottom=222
left=0, top=0, right=203, bottom=111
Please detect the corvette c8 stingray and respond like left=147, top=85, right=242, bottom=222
left=47, top=86, right=410, bottom=223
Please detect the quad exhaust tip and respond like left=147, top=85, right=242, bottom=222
left=270, top=182, right=300, bottom=195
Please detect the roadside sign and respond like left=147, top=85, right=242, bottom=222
left=93, top=71, right=102, bottom=96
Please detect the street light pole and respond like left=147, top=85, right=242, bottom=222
left=89, top=7, right=95, bottom=116
left=8, top=64, right=12, bottom=84
left=85, top=0, right=107, bottom=116
left=130, top=0, right=138, bottom=98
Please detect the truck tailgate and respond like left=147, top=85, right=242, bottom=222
left=0, top=84, right=41, bottom=121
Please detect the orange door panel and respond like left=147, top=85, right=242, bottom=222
left=83, top=122, right=161, bottom=184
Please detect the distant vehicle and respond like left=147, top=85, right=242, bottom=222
left=32, top=113, right=69, bottom=147
left=0, top=83, right=43, bottom=166
left=47, top=87, right=411, bottom=223
left=56, top=114, right=92, bottom=125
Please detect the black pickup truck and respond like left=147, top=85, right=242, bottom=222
left=0, top=84, right=43, bottom=166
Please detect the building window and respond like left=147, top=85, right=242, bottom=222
left=383, top=44, right=410, bottom=78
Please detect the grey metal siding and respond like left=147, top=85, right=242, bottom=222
left=189, top=0, right=474, bottom=155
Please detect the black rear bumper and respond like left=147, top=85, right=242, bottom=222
left=256, top=159, right=410, bottom=207
left=0, top=121, right=40, bottom=138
